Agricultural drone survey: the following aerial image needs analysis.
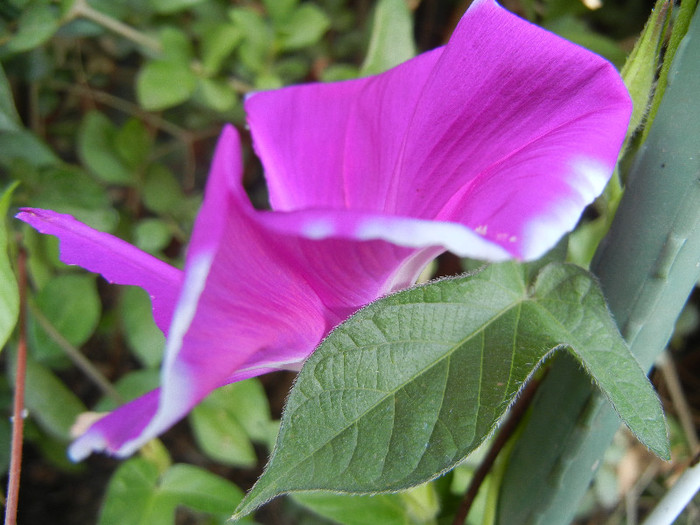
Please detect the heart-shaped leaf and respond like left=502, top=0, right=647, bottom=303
left=234, top=261, right=668, bottom=518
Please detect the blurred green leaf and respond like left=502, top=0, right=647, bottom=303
left=190, top=380, right=273, bottom=467
left=263, top=0, right=298, bottom=22
left=13, top=352, right=86, bottom=440
left=142, top=164, right=184, bottom=215
left=235, top=262, right=668, bottom=518
left=0, top=183, right=19, bottom=352
left=158, top=26, right=193, bottom=63
left=199, top=22, right=242, bottom=75
left=361, top=0, right=417, bottom=76
left=115, top=118, right=152, bottom=170
left=137, top=60, right=198, bottom=110
left=4, top=2, right=60, bottom=53
left=134, top=218, right=172, bottom=255
left=151, top=0, right=205, bottom=15
left=0, top=129, right=59, bottom=168
left=230, top=8, right=271, bottom=74
left=99, top=458, right=246, bottom=525
left=29, top=274, right=101, bottom=368
left=293, top=482, right=439, bottom=525
left=78, top=111, right=134, bottom=185
left=0, top=65, right=21, bottom=132
left=276, top=4, right=330, bottom=51
left=197, top=77, right=236, bottom=112
left=120, top=286, right=165, bottom=369
left=545, top=16, right=627, bottom=67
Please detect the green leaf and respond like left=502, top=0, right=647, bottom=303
left=620, top=0, right=671, bottom=139
left=29, top=274, right=101, bottom=368
left=5, top=2, right=60, bottom=53
left=16, top=352, right=86, bottom=440
left=197, top=77, right=237, bottom=112
left=293, top=482, right=439, bottom=525
left=134, top=218, right=172, bottom=255
left=78, top=111, right=134, bottom=184
left=115, top=118, right=152, bottom=170
left=0, top=65, right=21, bottom=132
left=142, top=164, right=184, bottom=215
left=0, top=182, right=19, bottom=351
left=120, top=286, right=165, bottom=368
left=136, top=60, right=197, bottom=111
left=98, top=458, right=246, bottom=525
left=151, top=0, right=205, bottom=14
left=190, top=380, right=273, bottom=467
left=0, top=129, right=59, bottom=168
left=360, top=0, right=417, bottom=76
left=199, top=22, right=242, bottom=75
left=234, top=261, right=668, bottom=517
left=276, top=4, right=330, bottom=51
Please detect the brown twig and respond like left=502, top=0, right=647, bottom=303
left=4, top=248, right=27, bottom=525
left=452, top=376, right=543, bottom=525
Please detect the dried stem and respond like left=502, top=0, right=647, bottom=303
left=4, top=249, right=27, bottom=525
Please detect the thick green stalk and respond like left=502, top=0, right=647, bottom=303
left=496, top=5, right=700, bottom=524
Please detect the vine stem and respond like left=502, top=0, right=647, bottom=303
left=451, top=376, right=542, bottom=525
left=4, top=249, right=27, bottom=525
left=68, top=0, right=162, bottom=55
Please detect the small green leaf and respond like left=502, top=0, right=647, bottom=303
left=197, top=77, right=237, bottom=112
left=151, top=0, right=205, bottom=14
left=276, top=4, right=330, bottom=51
left=200, top=22, right=242, bottom=75
left=0, top=129, right=59, bottom=169
left=262, top=0, right=298, bottom=22
left=360, top=0, right=417, bottom=76
left=234, top=262, right=668, bottom=517
left=190, top=380, right=272, bottom=467
left=98, top=458, right=245, bottom=525
left=78, top=111, right=134, bottom=184
left=142, top=164, right=184, bottom=215
left=0, top=182, right=19, bottom=351
left=137, top=60, right=197, bottom=111
left=115, top=118, right=152, bottom=170
left=0, top=65, right=21, bottom=132
left=134, top=218, right=172, bottom=255
left=158, top=27, right=194, bottom=63
left=29, top=274, right=101, bottom=368
left=17, top=353, right=86, bottom=440
left=5, top=3, right=60, bottom=53
left=120, top=286, right=165, bottom=368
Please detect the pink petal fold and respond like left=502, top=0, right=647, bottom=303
left=17, top=0, right=632, bottom=460
left=246, top=0, right=630, bottom=260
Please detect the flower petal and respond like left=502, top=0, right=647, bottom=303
left=245, top=48, right=443, bottom=211
left=246, top=0, right=631, bottom=260
left=73, top=126, right=430, bottom=458
left=15, top=209, right=182, bottom=332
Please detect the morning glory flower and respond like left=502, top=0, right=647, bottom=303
left=17, top=0, right=631, bottom=460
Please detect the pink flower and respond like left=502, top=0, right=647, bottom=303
left=17, top=0, right=630, bottom=460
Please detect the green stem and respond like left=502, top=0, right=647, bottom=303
left=496, top=4, right=700, bottom=523
left=29, top=303, right=123, bottom=405
left=69, top=0, right=161, bottom=55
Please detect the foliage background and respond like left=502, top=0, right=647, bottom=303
left=0, top=0, right=698, bottom=523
